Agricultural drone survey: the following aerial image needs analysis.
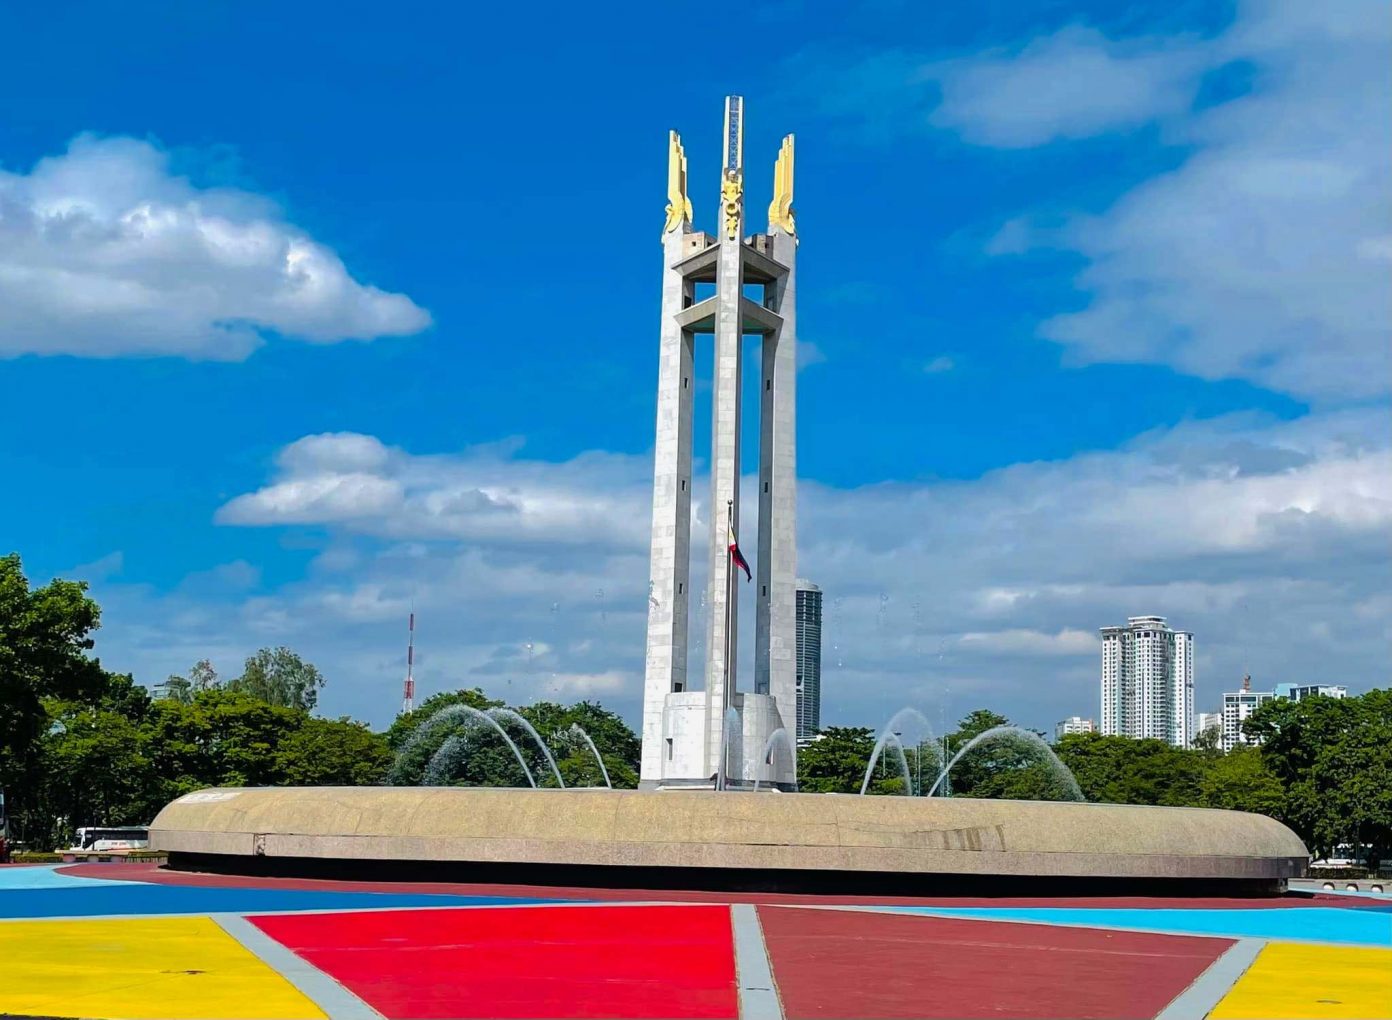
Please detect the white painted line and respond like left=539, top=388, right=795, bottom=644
left=731, top=904, right=784, bottom=1020
left=211, top=913, right=382, bottom=1020
left=1154, top=938, right=1265, bottom=1020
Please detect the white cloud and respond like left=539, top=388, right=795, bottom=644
left=792, top=2, right=1390, bottom=401
left=928, top=26, right=1210, bottom=147
left=958, top=629, right=1098, bottom=656
left=0, top=135, right=430, bottom=359
left=922, top=355, right=955, bottom=374
left=84, top=407, right=1390, bottom=733
left=977, top=3, right=1390, bottom=401
left=217, top=432, right=652, bottom=548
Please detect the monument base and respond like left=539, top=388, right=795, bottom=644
left=151, top=787, right=1307, bottom=896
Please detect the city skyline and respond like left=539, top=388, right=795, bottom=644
left=1, top=2, right=1387, bottom=735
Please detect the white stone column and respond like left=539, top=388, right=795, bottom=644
left=639, top=227, right=695, bottom=787
left=704, top=229, right=744, bottom=781
left=755, top=228, right=798, bottom=785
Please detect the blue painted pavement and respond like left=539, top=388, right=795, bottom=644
left=0, top=880, right=565, bottom=919
left=880, top=905, right=1392, bottom=947
left=0, top=865, right=140, bottom=891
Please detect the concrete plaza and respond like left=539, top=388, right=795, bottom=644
left=0, top=861, right=1388, bottom=1019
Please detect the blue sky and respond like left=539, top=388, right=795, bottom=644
left=1, top=0, right=1387, bottom=734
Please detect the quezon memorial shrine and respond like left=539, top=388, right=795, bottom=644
left=640, top=96, right=801, bottom=792
left=1, top=99, right=1386, bottom=1020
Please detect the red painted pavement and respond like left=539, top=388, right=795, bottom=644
left=253, top=903, right=738, bottom=1020
left=758, top=905, right=1232, bottom=1020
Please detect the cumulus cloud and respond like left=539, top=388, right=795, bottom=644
left=790, top=1, right=1391, bottom=401
left=84, top=408, right=1390, bottom=731
left=974, top=3, right=1390, bottom=401
left=217, top=432, right=653, bottom=548
left=0, top=135, right=430, bottom=359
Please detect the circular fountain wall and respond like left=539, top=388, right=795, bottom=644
left=150, top=786, right=1308, bottom=894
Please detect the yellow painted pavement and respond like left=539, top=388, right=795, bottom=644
left=0, top=915, right=325, bottom=1020
left=1210, top=941, right=1392, bottom=1020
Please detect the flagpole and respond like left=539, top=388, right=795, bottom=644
left=717, top=498, right=734, bottom=791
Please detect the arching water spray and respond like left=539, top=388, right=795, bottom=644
left=860, top=731, right=913, bottom=795
left=752, top=727, right=796, bottom=792
left=567, top=723, right=612, bottom=789
left=860, top=708, right=941, bottom=796
left=487, top=708, right=566, bottom=788
left=925, top=725, right=1084, bottom=801
left=391, top=704, right=536, bottom=788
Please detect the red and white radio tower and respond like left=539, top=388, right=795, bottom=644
left=402, top=612, right=416, bottom=713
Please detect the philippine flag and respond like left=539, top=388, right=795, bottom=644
left=728, top=525, right=752, bottom=582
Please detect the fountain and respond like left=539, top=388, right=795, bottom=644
left=925, top=725, right=1085, bottom=801
left=389, top=704, right=536, bottom=788
left=751, top=727, right=796, bottom=792
left=487, top=708, right=566, bottom=788
left=859, top=731, right=914, bottom=795
left=564, top=724, right=612, bottom=789
left=424, top=732, right=535, bottom=787
left=860, top=708, right=942, bottom=796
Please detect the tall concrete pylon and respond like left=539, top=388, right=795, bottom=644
left=639, top=97, right=798, bottom=790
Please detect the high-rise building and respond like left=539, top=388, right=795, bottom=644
left=1100, top=616, right=1195, bottom=748
left=1197, top=711, right=1222, bottom=737
left=794, top=580, right=822, bottom=743
left=1054, top=716, right=1095, bottom=741
left=1220, top=680, right=1347, bottom=752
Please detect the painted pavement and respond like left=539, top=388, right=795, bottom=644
left=0, top=863, right=1386, bottom=1020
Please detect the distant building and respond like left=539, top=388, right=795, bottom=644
left=1221, top=679, right=1348, bottom=752
left=1197, top=711, right=1222, bottom=737
left=794, top=579, right=822, bottom=744
left=1221, top=676, right=1272, bottom=752
left=1275, top=683, right=1348, bottom=703
left=1055, top=716, right=1096, bottom=741
left=1100, top=616, right=1195, bottom=748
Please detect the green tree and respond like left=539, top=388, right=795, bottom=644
left=277, top=717, right=392, bottom=786
left=0, top=554, right=131, bottom=845
left=1055, top=733, right=1206, bottom=806
left=946, top=709, right=1011, bottom=755
left=385, top=688, right=503, bottom=751
left=521, top=700, right=641, bottom=789
left=45, top=707, right=156, bottom=844
left=228, top=647, right=325, bottom=712
left=138, top=688, right=304, bottom=803
left=1192, top=725, right=1222, bottom=753
left=798, top=726, right=902, bottom=794
left=1246, top=689, right=1392, bottom=867
left=937, top=709, right=1079, bottom=802
left=157, top=659, right=220, bottom=705
left=1198, top=746, right=1285, bottom=818
left=385, top=688, right=533, bottom=787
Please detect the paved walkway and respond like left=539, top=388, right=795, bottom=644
left=0, top=863, right=1386, bottom=1019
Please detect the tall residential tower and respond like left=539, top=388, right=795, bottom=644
left=1100, top=616, right=1194, bottom=748
left=639, top=98, right=799, bottom=789
left=794, top=579, right=822, bottom=743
